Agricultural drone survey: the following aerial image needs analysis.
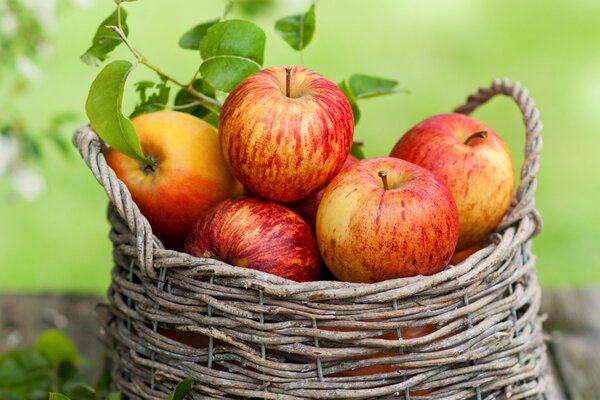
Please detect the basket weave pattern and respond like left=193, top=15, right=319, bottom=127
left=74, top=79, right=546, bottom=399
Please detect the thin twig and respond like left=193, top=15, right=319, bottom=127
left=106, top=25, right=222, bottom=116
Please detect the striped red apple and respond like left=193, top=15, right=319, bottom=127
left=390, top=113, right=514, bottom=251
left=219, top=66, right=354, bottom=203
left=184, top=197, right=320, bottom=282
left=316, top=157, right=459, bottom=283
left=287, top=154, right=359, bottom=231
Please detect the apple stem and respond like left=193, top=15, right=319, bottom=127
left=141, top=155, right=158, bottom=175
left=285, top=66, right=292, bottom=98
left=465, top=130, right=488, bottom=145
left=378, top=170, right=389, bottom=190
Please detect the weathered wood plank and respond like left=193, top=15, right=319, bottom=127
left=0, top=293, right=104, bottom=373
left=545, top=345, right=568, bottom=400
left=542, top=287, right=600, bottom=400
left=541, top=287, right=600, bottom=335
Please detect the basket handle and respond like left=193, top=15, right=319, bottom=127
left=72, top=125, right=159, bottom=279
left=454, top=78, right=543, bottom=232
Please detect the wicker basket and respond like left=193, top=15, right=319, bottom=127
left=74, top=79, right=546, bottom=399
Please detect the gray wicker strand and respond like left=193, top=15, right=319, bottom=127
left=73, top=78, right=547, bottom=399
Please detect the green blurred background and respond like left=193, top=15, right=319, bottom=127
left=1, top=0, right=599, bottom=293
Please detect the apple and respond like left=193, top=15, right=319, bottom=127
left=287, top=154, right=359, bottom=231
left=390, top=113, right=514, bottom=251
left=184, top=197, right=320, bottom=282
left=106, top=110, right=244, bottom=250
left=450, top=242, right=485, bottom=265
left=219, top=65, right=354, bottom=203
left=316, top=157, right=459, bottom=283
left=322, top=322, right=437, bottom=395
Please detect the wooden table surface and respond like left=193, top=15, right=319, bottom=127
left=1, top=288, right=596, bottom=399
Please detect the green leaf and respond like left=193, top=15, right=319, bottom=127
left=80, top=8, right=128, bottom=67
left=106, top=392, right=121, bottom=400
left=202, top=113, right=219, bottom=128
left=131, top=78, right=171, bottom=118
left=350, top=142, right=365, bottom=160
left=235, top=0, right=275, bottom=15
left=0, top=391, right=25, bottom=400
left=66, top=384, right=96, bottom=400
left=0, top=349, right=52, bottom=396
left=94, top=364, right=112, bottom=394
left=179, top=19, right=219, bottom=50
left=167, top=378, right=193, bottom=400
left=338, top=80, right=360, bottom=126
left=85, top=60, right=150, bottom=165
left=348, top=74, right=403, bottom=99
left=275, top=4, right=315, bottom=51
left=34, top=330, right=78, bottom=368
left=199, top=20, right=266, bottom=92
left=49, top=393, right=71, bottom=400
left=174, top=78, right=215, bottom=119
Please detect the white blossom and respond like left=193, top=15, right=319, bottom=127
left=36, top=42, right=54, bottom=60
left=0, top=12, right=19, bottom=36
left=10, top=167, right=47, bottom=201
left=16, top=56, right=43, bottom=82
left=22, top=0, right=57, bottom=29
left=0, top=135, right=20, bottom=176
left=71, top=0, right=95, bottom=9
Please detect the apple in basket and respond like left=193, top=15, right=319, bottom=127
left=184, top=197, right=321, bottom=282
left=287, top=154, right=359, bottom=231
left=105, top=111, right=243, bottom=250
left=325, top=323, right=438, bottom=395
left=219, top=65, right=354, bottom=203
left=390, top=113, right=514, bottom=251
left=316, top=157, right=459, bottom=283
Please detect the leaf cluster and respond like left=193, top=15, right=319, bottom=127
left=0, top=330, right=115, bottom=400
left=82, top=1, right=406, bottom=168
left=0, top=330, right=194, bottom=400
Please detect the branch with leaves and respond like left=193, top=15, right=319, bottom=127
left=81, top=1, right=406, bottom=170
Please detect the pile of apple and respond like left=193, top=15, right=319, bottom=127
left=107, top=65, right=514, bottom=284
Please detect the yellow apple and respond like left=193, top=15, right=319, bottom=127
left=106, top=110, right=243, bottom=249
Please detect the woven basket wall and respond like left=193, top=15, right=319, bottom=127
left=74, top=79, right=546, bottom=399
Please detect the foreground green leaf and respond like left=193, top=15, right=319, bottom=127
left=275, top=4, right=315, bottom=51
left=131, top=78, right=171, bottom=117
left=35, top=330, right=78, bottom=367
left=0, top=349, right=52, bottom=397
left=350, top=142, right=365, bottom=160
left=179, top=19, right=219, bottom=50
left=66, top=384, right=96, bottom=400
left=338, top=80, right=360, bottom=126
left=167, top=378, right=193, bottom=400
left=85, top=60, right=151, bottom=165
left=199, top=20, right=266, bottom=92
left=0, top=390, right=25, bottom=400
left=174, top=78, right=215, bottom=119
left=80, top=8, right=128, bottom=67
left=50, top=393, right=71, bottom=400
left=348, top=74, right=403, bottom=99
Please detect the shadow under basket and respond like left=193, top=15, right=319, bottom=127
left=74, top=79, right=548, bottom=399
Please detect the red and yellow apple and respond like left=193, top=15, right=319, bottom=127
left=287, top=154, right=359, bottom=231
left=184, top=197, right=320, bottom=282
left=323, top=322, right=437, bottom=395
left=316, top=157, right=459, bottom=283
left=106, top=110, right=243, bottom=250
left=219, top=65, right=354, bottom=203
left=450, top=241, right=485, bottom=265
left=390, top=113, right=514, bottom=251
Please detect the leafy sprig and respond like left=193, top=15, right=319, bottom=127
left=83, top=1, right=405, bottom=163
